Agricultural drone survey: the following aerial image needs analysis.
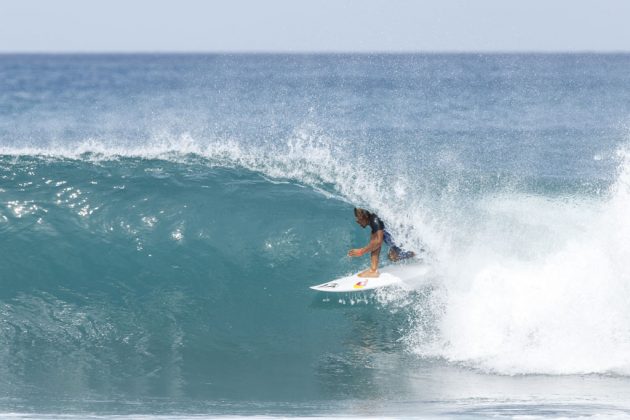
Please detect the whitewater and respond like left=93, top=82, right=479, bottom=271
left=2, top=53, right=630, bottom=418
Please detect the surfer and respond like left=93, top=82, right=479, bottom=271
left=348, top=207, right=415, bottom=277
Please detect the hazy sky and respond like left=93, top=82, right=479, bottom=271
left=2, top=0, right=630, bottom=53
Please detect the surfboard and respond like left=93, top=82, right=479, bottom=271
left=310, top=263, right=430, bottom=292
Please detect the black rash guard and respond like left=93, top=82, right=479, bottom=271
left=368, top=213, right=385, bottom=234
left=365, top=211, right=415, bottom=259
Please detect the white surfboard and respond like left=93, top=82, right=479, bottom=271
left=310, top=263, right=430, bottom=292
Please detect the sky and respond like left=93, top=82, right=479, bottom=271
left=1, top=0, right=630, bottom=53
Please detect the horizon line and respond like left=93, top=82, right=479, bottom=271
left=2, top=50, right=630, bottom=55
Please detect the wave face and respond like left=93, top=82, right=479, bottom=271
left=2, top=54, right=630, bottom=413
left=0, top=155, right=365, bottom=405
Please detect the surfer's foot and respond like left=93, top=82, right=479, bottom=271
left=358, top=269, right=379, bottom=278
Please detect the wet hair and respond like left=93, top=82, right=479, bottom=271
left=353, top=207, right=371, bottom=219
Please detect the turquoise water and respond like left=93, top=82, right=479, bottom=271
left=2, top=54, right=630, bottom=417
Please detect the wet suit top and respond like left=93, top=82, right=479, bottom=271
left=367, top=212, right=414, bottom=259
left=368, top=213, right=385, bottom=234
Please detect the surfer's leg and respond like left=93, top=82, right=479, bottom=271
left=384, top=230, right=416, bottom=261
left=358, top=245, right=381, bottom=277
left=383, top=231, right=395, bottom=247
left=388, top=246, right=401, bottom=261
left=384, top=231, right=399, bottom=261
left=397, top=249, right=416, bottom=260
left=388, top=245, right=415, bottom=261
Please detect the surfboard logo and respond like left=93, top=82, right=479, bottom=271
left=353, top=280, right=368, bottom=289
left=320, top=282, right=338, bottom=289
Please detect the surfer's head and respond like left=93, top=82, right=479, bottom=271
left=353, top=207, right=371, bottom=228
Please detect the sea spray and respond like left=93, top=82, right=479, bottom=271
left=406, top=145, right=630, bottom=375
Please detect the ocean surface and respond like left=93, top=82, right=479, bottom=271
left=2, top=53, right=630, bottom=418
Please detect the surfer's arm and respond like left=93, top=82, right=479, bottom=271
left=348, top=230, right=384, bottom=257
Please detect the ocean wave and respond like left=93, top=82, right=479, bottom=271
left=2, top=133, right=630, bottom=384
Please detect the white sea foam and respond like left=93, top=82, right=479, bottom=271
left=406, top=146, right=630, bottom=375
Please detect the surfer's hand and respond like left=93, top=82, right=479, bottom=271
left=348, top=248, right=364, bottom=257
